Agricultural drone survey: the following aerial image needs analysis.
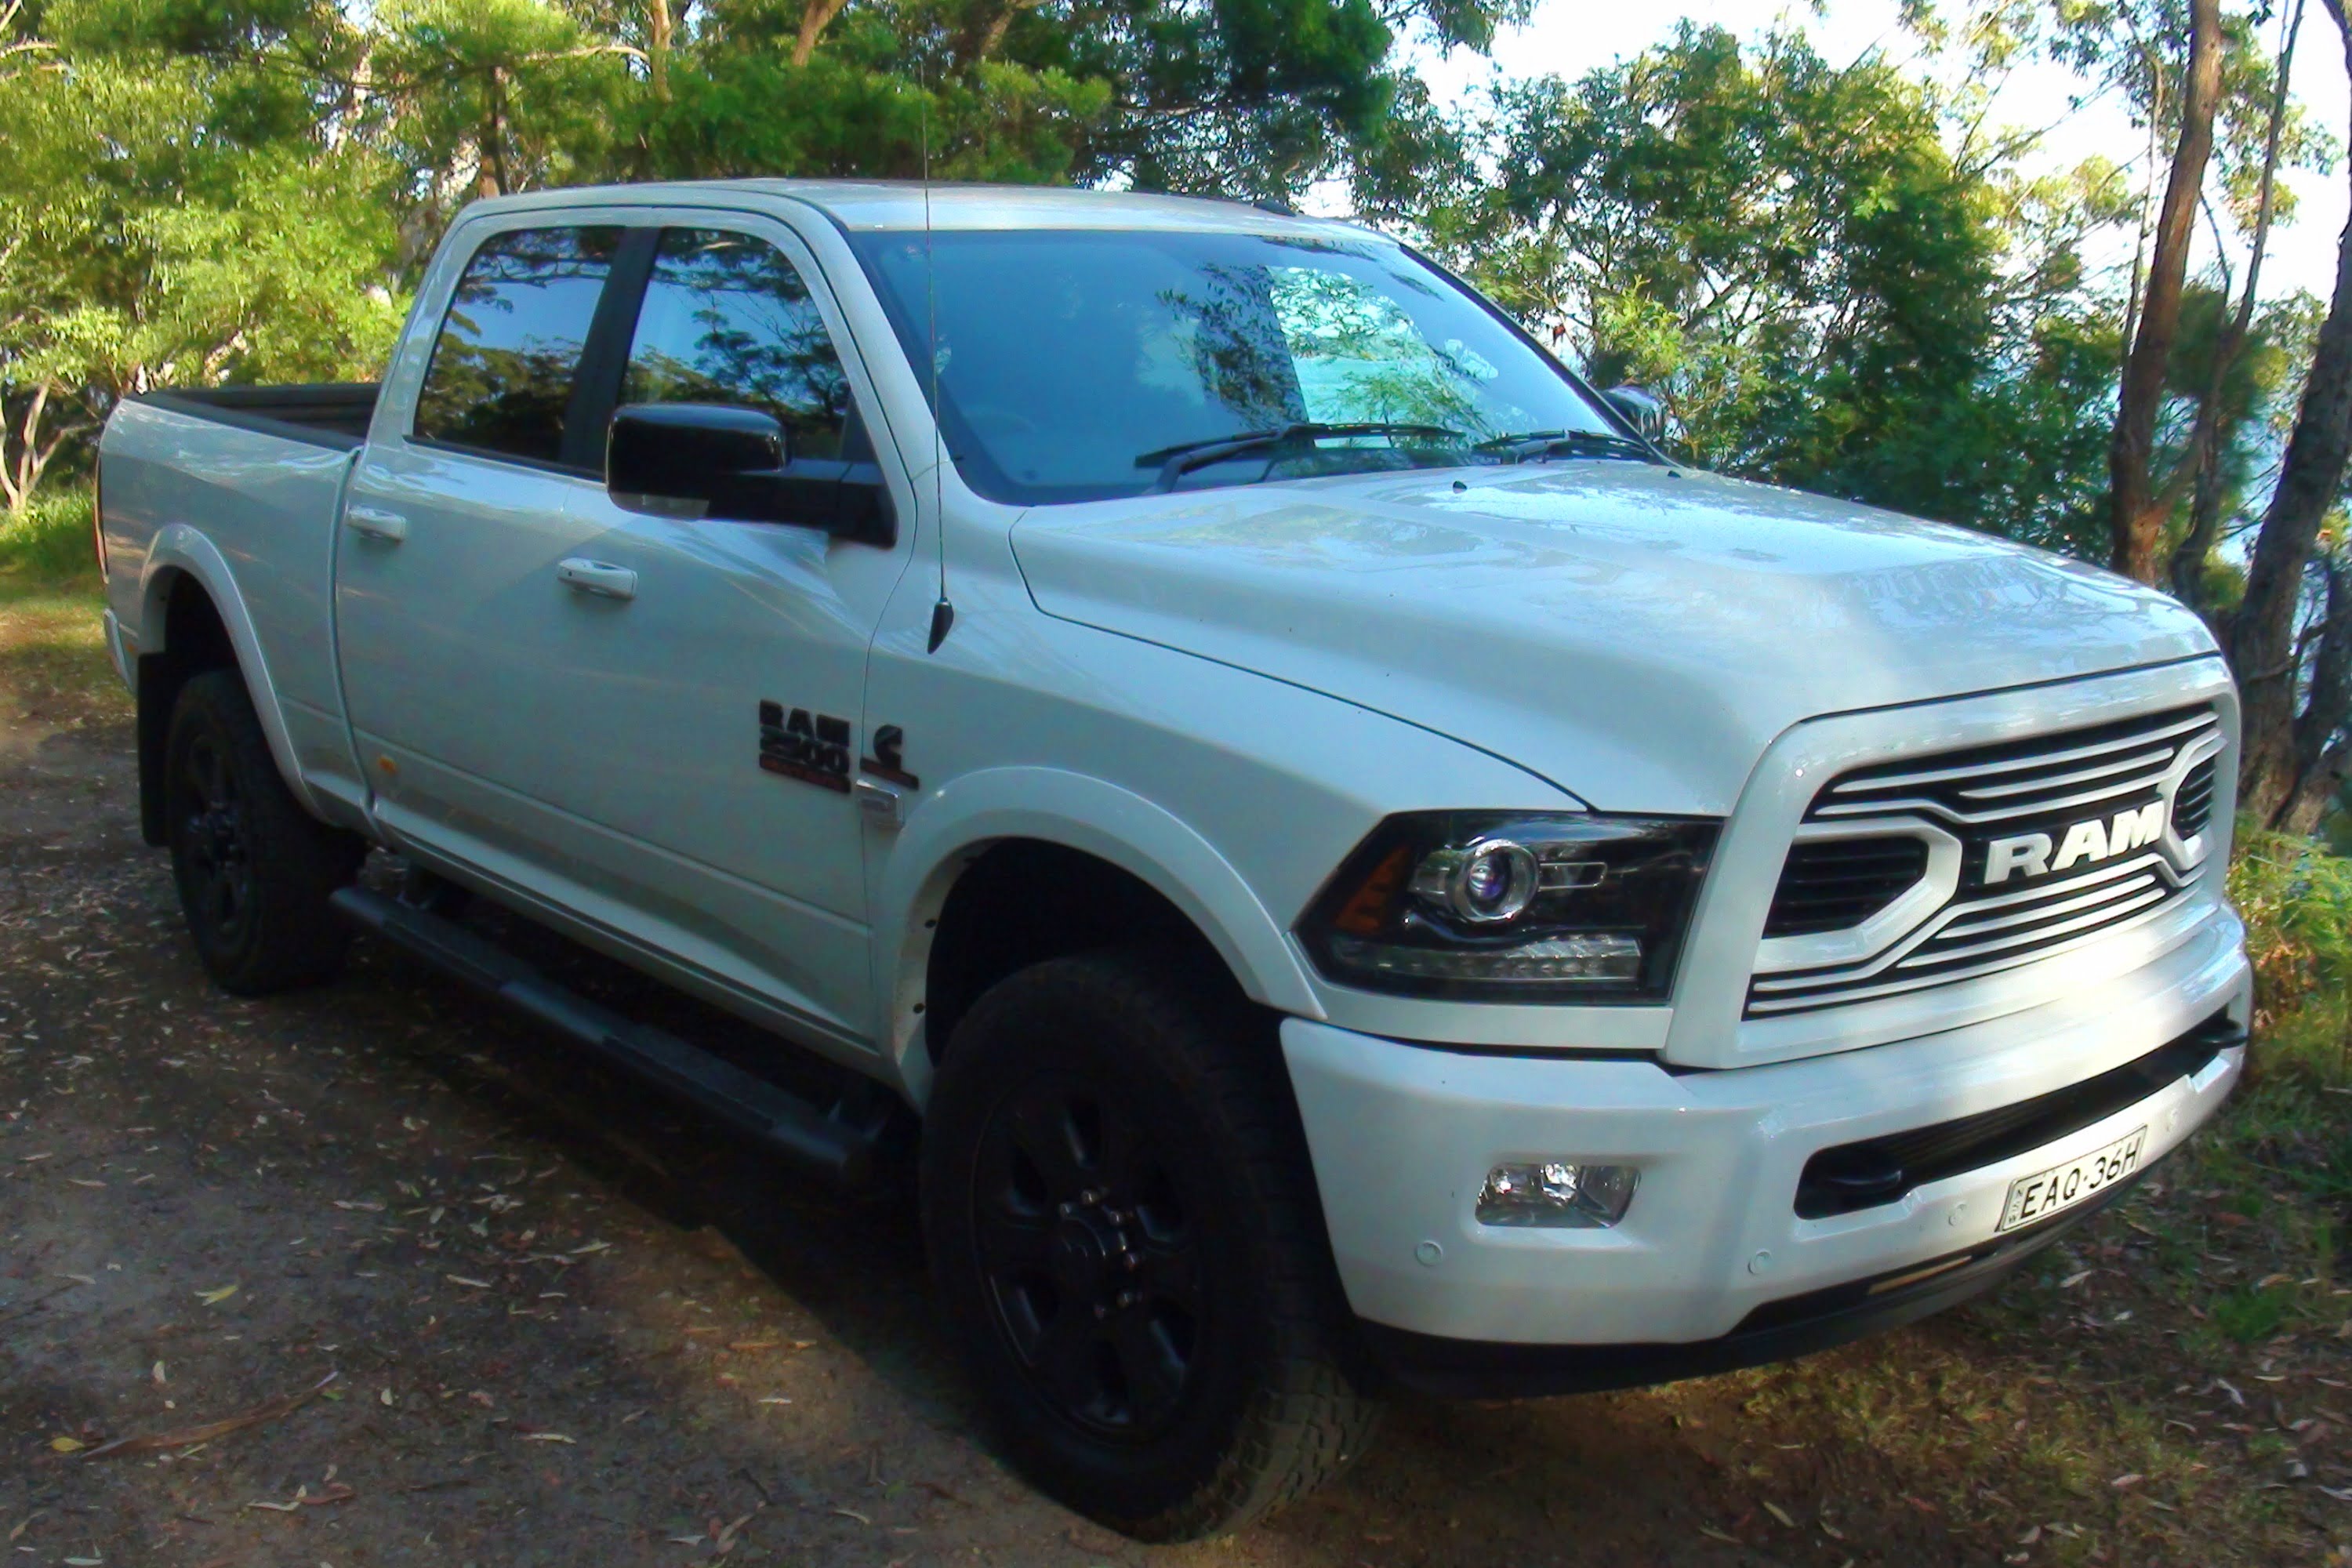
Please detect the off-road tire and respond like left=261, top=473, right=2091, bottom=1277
left=165, top=670, right=366, bottom=994
left=921, top=948, right=1381, bottom=1541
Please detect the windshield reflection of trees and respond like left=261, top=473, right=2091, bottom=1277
left=1152, top=255, right=1516, bottom=487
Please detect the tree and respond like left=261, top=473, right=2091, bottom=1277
left=1396, top=24, right=2122, bottom=537
left=2230, top=0, right=2352, bottom=830
left=2107, top=0, right=2224, bottom=584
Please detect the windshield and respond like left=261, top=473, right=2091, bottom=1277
left=847, top=228, right=1632, bottom=504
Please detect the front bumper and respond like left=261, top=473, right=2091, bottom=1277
left=1282, top=905, right=2248, bottom=1359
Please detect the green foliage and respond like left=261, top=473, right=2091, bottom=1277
left=1393, top=24, right=2125, bottom=536
left=0, top=0, right=1528, bottom=507
left=2229, top=822, right=2352, bottom=1081
left=0, top=490, right=96, bottom=582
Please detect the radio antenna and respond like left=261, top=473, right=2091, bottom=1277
left=920, top=47, right=953, bottom=654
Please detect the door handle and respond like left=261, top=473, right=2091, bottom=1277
left=345, top=506, right=409, bottom=543
left=556, top=558, right=638, bottom=601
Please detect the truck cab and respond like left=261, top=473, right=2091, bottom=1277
left=94, top=180, right=2248, bottom=1541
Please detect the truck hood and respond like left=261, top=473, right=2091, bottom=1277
left=1008, top=463, right=2220, bottom=815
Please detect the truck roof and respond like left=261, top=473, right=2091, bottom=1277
left=464, top=179, right=1375, bottom=238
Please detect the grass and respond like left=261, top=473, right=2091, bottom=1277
left=0, top=489, right=128, bottom=730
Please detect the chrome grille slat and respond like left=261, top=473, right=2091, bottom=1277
left=1750, top=702, right=2222, bottom=1018
left=1743, top=895, right=2188, bottom=1014
left=1824, top=711, right=2216, bottom=795
left=1933, top=866, right=2165, bottom=942
left=1956, top=743, right=2180, bottom=800
left=1813, top=766, right=2178, bottom=826
left=1910, top=882, right=2172, bottom=967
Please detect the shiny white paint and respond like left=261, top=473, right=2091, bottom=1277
left=1287, top=905, right=2249, bottom=1344
left=96, top=180, right=2252, bottom=1354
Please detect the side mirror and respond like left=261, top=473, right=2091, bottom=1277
left=1601, top=385, right=1669, bottom=445
left=607, top=403, right=895, bottom=546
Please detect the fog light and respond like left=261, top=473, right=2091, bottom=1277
left=1475, top=1161, right=1638, bottom=1228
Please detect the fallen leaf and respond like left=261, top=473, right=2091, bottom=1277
left=1762, top=1501, right=1796, bottom=1529
left=445, top=1276, right=492, bottom=1290
left=48, top=1436, right=85, bottom=1454
left=82, top=1371, right=337, bottom=1460
left=196, top=1284, right=238, bottom=1307
left=518, top=1432, right=575, bottom=1444
left=151, top=1362, right=165, bottom=1386
left=2111, top=1472, right=2143, bottom=1490
left=833, top=1508, right=873, bottom=1525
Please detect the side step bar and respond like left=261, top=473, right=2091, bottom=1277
left=331, top=885, right=887, bottom=1187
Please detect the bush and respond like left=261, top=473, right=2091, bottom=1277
left=0, top=491, right=99, bottom=583
left=2228, top=823, right=2352, bottom=1083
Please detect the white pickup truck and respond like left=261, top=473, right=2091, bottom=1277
left=95, top=180, right=2249, bottom=1539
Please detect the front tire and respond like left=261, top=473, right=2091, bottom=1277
left=921, top=949, right=1380, bottom=1541
left=165, top=670, right=365, bottom=995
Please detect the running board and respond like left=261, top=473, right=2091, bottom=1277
left=331, top=884, right=887, bottom=1187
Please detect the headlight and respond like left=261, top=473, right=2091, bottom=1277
left=1299, top=812, right=1718, bottom=1001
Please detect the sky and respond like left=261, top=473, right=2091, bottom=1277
left=1399, top=0, right=2350, bottom=307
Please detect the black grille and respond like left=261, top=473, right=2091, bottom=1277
left=1794, top=1013, right=2241, bottom=1218
left=2172, top=756, right=2218, bottom=839
left=1762, top=838, right=1930, bottom=937
left=1749, top=702, right=2223, bottom=1017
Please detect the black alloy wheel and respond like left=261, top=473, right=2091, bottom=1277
left=176, top=724, right=257, bottom=953
left=164, top=670, right=366, bottom=994
left=922, top=948, right=1380, bottom=1541
left=970, top=1068, right=1205, bottom=1442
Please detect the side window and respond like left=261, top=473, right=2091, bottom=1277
left=412, top=226, right=621, bottom=465
left=622, top=229, right=852, bottom=461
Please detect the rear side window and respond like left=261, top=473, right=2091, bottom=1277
left=622, top=229, right=851, bottom=461
left=413, top=226, right=622, bottom=465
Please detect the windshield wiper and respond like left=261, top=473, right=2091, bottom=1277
left=1135, top=421, right=1465, bottom=492
left=1476, top=429, right=1658, bottom=463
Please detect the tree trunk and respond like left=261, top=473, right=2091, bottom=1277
left=793, top=0, right=848, bottom=67
left=648, top=0, right=671, bottom=101
left=2235, top=0, right=2352, bottom=823
left=2168, top=0, right=2305, bottom=607
left=2, top=382, right=53, bottom=513
left=2108, top=0, right=2224, bottom=585
left=2274, top=558, right=2352, bottom=831
left=479, top=65, right=508, bottom=198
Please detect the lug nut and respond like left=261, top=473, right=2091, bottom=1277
left=1058, top=1202, right=1073, bottom=1217
left=1116, top=1291, right=1136, bottom=1308
left=1093, top=1303, right=1109, bottom=1319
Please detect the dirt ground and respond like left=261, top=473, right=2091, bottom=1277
left=3, top=625, right=2347, bottom=1566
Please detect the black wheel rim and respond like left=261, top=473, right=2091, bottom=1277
left=971, top=1069, right=1206, bottom=1442
left=178, top=730, right=255, bottom=949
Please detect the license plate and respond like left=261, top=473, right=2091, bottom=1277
left=1997, top=1127, right=2148, bottom=1232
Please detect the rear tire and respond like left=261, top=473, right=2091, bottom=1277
left=165, top=670, right=366, bottom=995
left=920, top=949, right=1380, bottom=1541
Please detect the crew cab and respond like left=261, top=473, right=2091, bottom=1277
left=94, top=181, right=2248, bottom=1539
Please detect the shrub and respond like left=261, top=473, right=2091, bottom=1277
left=0, top=491, right=99, bottom=583
left=2228, top=823, right=2352, bottom=1084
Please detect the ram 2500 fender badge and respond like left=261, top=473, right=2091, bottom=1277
left=757, top=700, right=851, bottom=793
left=860, top=724, right=919, bottom=789
left=1983, top=799, right=2169, bottom=885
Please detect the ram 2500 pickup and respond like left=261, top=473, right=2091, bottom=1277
left=95, top=180, right=2248, bottom=1540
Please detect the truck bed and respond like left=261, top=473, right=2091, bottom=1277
left=135, top=383, right=379, bottom=449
